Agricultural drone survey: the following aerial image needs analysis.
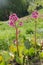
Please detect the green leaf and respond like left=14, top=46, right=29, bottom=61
left=2, top=52, right=11, bottom=62
left=0, top=61, right=5, bottom=65
left=24, top=39, right=31, bottom=49
left=39, top=52, right=43, bottom=59
left=28, top=47, right=35, bottom=57
left=16, top=56, right=21, bottom=64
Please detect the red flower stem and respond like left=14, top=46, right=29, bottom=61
left=34, top=20, right=37, bottom=57
left=15, top=23, right=19, bottom=56
left=35, top=21, right=37, bottom=48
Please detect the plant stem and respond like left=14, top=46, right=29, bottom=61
left=16, top=27, right=19, bottom=56
left=35, top=21, right=37, bottom=47
left=23, top=55, right=25, bottom=65
left=34, top=20, right=37, bottom=57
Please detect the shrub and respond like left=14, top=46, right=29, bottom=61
left=0, top=0, right=28, bottom=21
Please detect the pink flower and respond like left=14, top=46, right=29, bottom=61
left=19, top=22, right=23, bottom=26
left=9, top=13, right=19, bottom=27
left=9, top=13, right=19, bottom=21
left=32, top=11, right=39, bottom=19
left=9, top=21, right=14, bottom=27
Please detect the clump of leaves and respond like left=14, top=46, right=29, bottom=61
left=24, top=39, right=32, bottom=49
left=39, top=52, right=43, bottom=59
left=26, top=29, right=34, bottom=34
left=28, top=47, right=35, bottom=58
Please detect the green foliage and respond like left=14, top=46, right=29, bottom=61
left=27, top=0, right=43, bottom=13
left=28, top=47, right=35, bottom=57
left=34, top=0, right=43, bottom=6
left=0, top=61, right=5, bottom=65
left=0, top=40, right=9, bottom=50
left=24, top=39, right=31, bottom=49
left=39, top=52, right=43, bottom=59
left=27, top=4, right=36, bottom=13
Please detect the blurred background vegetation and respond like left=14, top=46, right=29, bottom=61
left=0, top=0, right=43, bottom=21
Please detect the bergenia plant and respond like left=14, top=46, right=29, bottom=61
left=9, top=13, right=23, bottom=55
left=32, top=10, right=39, bottom=47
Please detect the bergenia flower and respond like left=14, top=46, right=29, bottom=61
left=9, top=13, right=19, bottom=27
left=9, top=21, right=14, bottom=27
left=32, top=11, right=39, bottom=19
left=19, top=22, right=23, bottom=26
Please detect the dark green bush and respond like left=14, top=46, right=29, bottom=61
left=0, top=0, right=29, bottom=21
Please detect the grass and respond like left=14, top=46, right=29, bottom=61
left=0, top=17, right=43, bottom=41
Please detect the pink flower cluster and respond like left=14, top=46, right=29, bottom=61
left=9, top=13, right=19, bottom=27
left=19, top=22, right=23, bottom=26
left=32, top=11, right=39, bottom=19
left=9, top=13, right=23, bottom=27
